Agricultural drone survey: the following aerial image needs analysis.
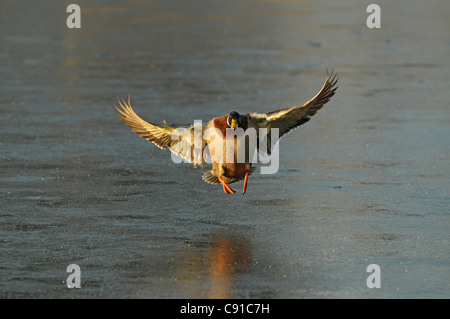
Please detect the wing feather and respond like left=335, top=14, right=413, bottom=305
left=248, top=70, right=338, bottom=152
left=249, top=70, right=338, bottom=137
left=115, top=96, right=206, bottom=167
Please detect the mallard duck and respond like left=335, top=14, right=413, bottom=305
left=116, top=70, right=338, bottom=194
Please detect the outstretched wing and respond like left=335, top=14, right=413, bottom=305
left=249, top=70, right=338, bottom=136
left=248, top=70, right=338, bottom=152
left=115, top=96, right=206, bottom=167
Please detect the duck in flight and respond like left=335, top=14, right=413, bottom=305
left=116, top=70, right=338, bottom=195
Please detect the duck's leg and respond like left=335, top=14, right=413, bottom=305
left=222, top=183, right=231, bottom=194
left=218, top=176, right=235, bottom=194
left=242, top=170, right=249, bottom=195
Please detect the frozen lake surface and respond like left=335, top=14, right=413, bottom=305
left=0, top=0, right=448, bottom=298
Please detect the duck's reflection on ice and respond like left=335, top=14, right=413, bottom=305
left=207, top=235, right=249, bottom=298
left=177, top=233, right=250, bottom=298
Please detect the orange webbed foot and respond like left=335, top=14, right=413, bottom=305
left=243, top=171, right=249, bottom=195
left=219, top=176, right=235, bottom=194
